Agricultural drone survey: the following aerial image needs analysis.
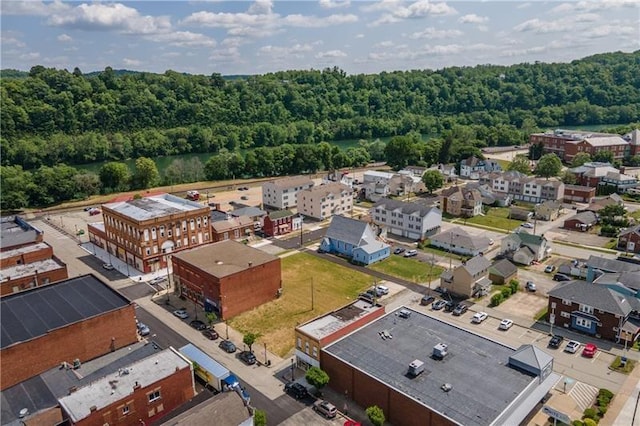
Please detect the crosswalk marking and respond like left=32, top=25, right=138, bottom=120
left=569, top=381, right=599, bottom=411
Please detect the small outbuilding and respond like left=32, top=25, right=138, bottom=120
left=563, top=211, right=598, bottom=232
left=489, top=258, right=518, bottom=285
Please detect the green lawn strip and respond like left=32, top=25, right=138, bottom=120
left=466, top=207, right=523, bottom=231
left=495, top=159, right=512, bottom=170
left=630, top=210, right=640, bottom=221
left=369, top=256, right=444, bottom=283
left=554, top=240, right=618, bottom=255
left=534, top=307, right=548, bottom=321
left=609, top=356, right=636, bottom=374
left=228, top=252, right=374, bottom=358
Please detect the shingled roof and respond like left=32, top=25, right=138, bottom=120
left=548, top=280, right=632, bottom=316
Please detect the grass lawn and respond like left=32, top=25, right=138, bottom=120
left=227, top=252, right=374, bottom=358
left=370, top=256, right=444, bottom=283
left=466, top=207, right=523, bottom=231
left=495, top=159, right=512, bottom=170
left=610, top=356, right=636, bottom=374
left=630, top=210, right=640, bottom=221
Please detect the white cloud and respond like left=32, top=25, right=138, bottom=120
left=1, top=32, right=26, bottom=47
left=57, top=33, right=72, bottom=42
left=258, top=43, right=313, bottom=57
left=458, top=14, right=488, bottom=24
left=374, top=40, right=395, bottom=48
left=145, top=31, right=216, bottom=47
left=585, top=24, right=637, bottom=38
left=48, top=3, right=171, bottom=35
left=20, top=52, right=40, bottom=60
left=123, top=58, right=142, bottom=66
left=366, top=0, right=457, bottom=26
left=315, top=49, right=347, bottom=58
left=514, top=18, right=568, bottom=33
left=319, top=0, right=351, bottom=9
left=1, top=0, right=69, bottom=16
left=209, top=47, right=241, bottom=61
left=247, top=0, right=273, bottom=15
left=517, top=2, right=531, bottom=9
left=282, top=13, right=358, bottom=28
left=355, top=33, right=365, bottom=38
left=408, top=27, right=462, bottom=39
left=575, top=13, right=601, bottom=22
left=549, top=0, right=639, bottom=14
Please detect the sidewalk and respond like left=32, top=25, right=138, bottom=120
left=606, top=359, right=640, bottom=425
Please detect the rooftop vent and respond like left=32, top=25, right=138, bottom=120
left=216, top=260, right=223, bottom=265
left=433, top=343, right=448, bottom=360
left=441, top=383, right=453, bottom=392
left=408, top=359, right=424, bottom=377
left=18, top=408, right=29, bottom=418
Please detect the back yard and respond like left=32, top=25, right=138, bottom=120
left=466, top=207, right=526, bottom=231
left=369, top=255, right=443, bottom=283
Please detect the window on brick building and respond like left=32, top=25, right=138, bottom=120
left=122, top=405, right=130, bottom=415
left=190, top=219, right=195, bottom=230
left=159, top=226, right=165, bottom=237
left=148, top=390, right=161, bottom=402
left=151, top=227, right=157, bottom=240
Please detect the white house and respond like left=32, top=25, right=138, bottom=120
left=296, top=182, right=353, bottom=220
left=262, top=176, right=314, bottom=210
left=371, top=198, right=442, bottom=240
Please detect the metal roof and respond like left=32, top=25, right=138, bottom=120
left=230, top=206, right=267, bottom=218
left=324, top=307, right=538, bottom=426
left=297, top=300, right=382, bottom=340
left=324, top=215, right=370, bottom=247
left=490, top=259, right=518, bottom=278
left=548, top=280, right=632, bottom=316
left=431, top=227, right=490, bottom=251
left=103, top=194, right=206, bottom=222
left=1, top=274, right=131, bottom=350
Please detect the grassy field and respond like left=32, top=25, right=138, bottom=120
left=466, top=207, right=523, bottom=231
left=227, top=253, right=374, bottom=358
left=369, top=255, right=444, bottom=283
left=630, top=210, right=640, bottom=221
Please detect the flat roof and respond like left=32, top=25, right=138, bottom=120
left=172, top=240, right=278, bottom=278
left=0, top=242, right=50, bottom=260
left=0, top=216, right=42, bottom=249
left=298, top=300, right=384, bottom=340
left=58, top=348, right=190, bottom=423
left=1, top=274, right=131, bottom=350
left=324, top=307, right=537, bottom=426
left=0, top=258, right=65, bottom=282
left=103, top=193, right=206, bottom=221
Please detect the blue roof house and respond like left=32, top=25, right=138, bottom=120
left=320, top=216, right=390, bottom=265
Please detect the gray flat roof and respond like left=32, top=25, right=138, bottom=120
left=0, top=242, right=50, bottom=260
left=104, top=193, right=206, bottom=221
left=0, top=258, right=66, bottom=282
left=298, top=300, right=383, bottom=340
left=0, top=216, right=43, bottom=249
left=1, top=274, right=131, bottom=350
left=324, top=307, right=537, bottom=426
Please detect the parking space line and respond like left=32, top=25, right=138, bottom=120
left=591, top=352, right=601, bottom=363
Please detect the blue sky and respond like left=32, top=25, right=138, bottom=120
left=1, top=1, right=639, bottom=75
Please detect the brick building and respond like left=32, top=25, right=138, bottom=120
left=563, top=185, right=596, bottom=203
left=211, top=215, right=255, bottom=242
left=618, top=224, right=640, bottom=254
left=262, top=210, right=301, bottom=237
left=0, top=216, right=44, bottom=251
left=529, top=129, right=626, bottom=162
left=0, top=274, right=137, bottom=390
left=171, top=240, right=281, bottom=319
left=0, top=242, right=68, bottom=297
left=294, top=300, right=385, bottom=370
left=88, top=194, right=211, bottom=273
left=296, top=182, right=353, bottom=220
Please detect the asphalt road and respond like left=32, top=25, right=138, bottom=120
left=270, top=228, right=327, bottom=250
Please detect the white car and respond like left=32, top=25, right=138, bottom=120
left=102, top=263, right=114, bottom=270
left=173, top=309, right=189, bottom=319
left=373, top=285, right=389, bottom=296
left=471, top=312, right=488, bottom=324
left=564, top=340, right=581, bottom=354
left=404, top=249, right=418, bottom=258
left=522, top=222, right=534, bottom=229
left=499, top=319, right=514, bottom=330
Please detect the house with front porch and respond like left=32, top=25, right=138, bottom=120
left=618, top=225, right=640, bottom=254
left=501, top=233, right=550, bottom=265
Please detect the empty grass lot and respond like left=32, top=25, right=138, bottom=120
left=466, top=207, right=524, bottom=231
left=369, top=256, right=443, bottom=283
left=227, top=252, right=374, bottom=358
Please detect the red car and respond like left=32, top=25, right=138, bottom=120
left=582, top=343, right=597, bottom=358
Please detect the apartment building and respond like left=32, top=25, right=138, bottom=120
left=371, top=198, right=442, bottom=240
left=480, top=171, right=564, bottom=203
left=296, top=182, right=353, bottom=220
left=261, top=176, right=314, bottom=210
left=88, top=194, right=211, bottom=273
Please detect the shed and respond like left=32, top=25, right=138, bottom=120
left=489, top=259, right=518, bottom=284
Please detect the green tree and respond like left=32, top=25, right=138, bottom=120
left=384, top=133, right=421, bottom=170
left=600, top=203, right=626, bottom=217
left=571, top=152, right=592, bottom=167
left=305, top=366, right=330, bottom=392
left=507, top=154, right=531, bottom=174
left=254, top=410, right=266, bottom=426
left=0, top=165, right=34, bottom=209
left=561, top=171, right=577, bottom=185
left=593, top=150, right=614, bottom=164
left=73, top=171, right=101, bottom=198
left=534, top=154, right=562, bottom=178
left=132, top=157, right=160, bottom=189
left=99, top=162, right=130, bottom=193
left=243, top=332, right=259, bottom=353
left=205, top=312, right=217, bottom=328
left=366, top=405, right=386, bottom=426
left=422, top=170, right=444, bottom=194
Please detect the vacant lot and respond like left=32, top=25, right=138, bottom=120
left=228, top=252, right=373, bottom=357
left=466, top=207, right=524, bottom=231
left=370, top=256, right=443, bottom=283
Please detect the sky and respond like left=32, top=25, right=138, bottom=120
left=1, top=0, right=639, bottom=75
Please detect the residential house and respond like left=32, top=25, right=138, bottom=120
left=466, top=182, right=512, bottom=207
left=389, top=172, right=425, bottom=196
left=530, top=129, right=628, bottom=162
left=362, top=171, right=422, bottom=202
left=563, top=185, right=596, bottom=203
left=440, top=255, right=492, bottom=298
left=547, top=280, right=637, bottom=343
left=229, top=206, right=267, bottom=231
left=261, top=176, right=314, bottom=210
left=319, top=216, right=390, bottom=265
left=440, top=186, right=483, bottom=217
left=480, top=171, right=564, bottom=203
left=618, top=225, right=640, bottom=254
left=509, top=206, right=533, bottom=221
left=594, top=272, right=640, bottom=300
left=262, top=210, right=301, bottom=237
left=296, top=183, right=353, bottom=220
left=563, top=211, right=598, bottom=232
left=501, top=233, right=550, bottom=265
left=535, top=200, right=562, bottom=221
left=433, top=163, right=458, bottom=182
left=211, top=216, right=254, bottom=242
left=460, top=157, right=502, bottom=179
left=363, top=181, right=390, bottom=202
left=489, top=259, right=518, bottom=285
left=583, top=194, right=624, bottom=213
left=429, top=227, right=490, bottom=257
left=403, top=165, right=428, bottom=178
left=371, top=198, right=441, bottom=240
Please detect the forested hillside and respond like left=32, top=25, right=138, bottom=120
left=2, top=51, right=639, bottom=170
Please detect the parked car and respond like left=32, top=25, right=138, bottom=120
left=189, top=320, right=208, bottom=330
left=525, top=281, right=537, bottom=292
left=522, top=222, right=534, bottom=229
left=239, top=350, right=257, bottom=365
left=83, top=206, right=95, bottom=211
left=102, top=263, right=114, bottom=270
left=472, top=312, right=488, bottom=323
left=148, top=276, right=166, bottom=286
left=241, top=195, right=249, bottom=200
left=284, top=382, right=309, bottom=400
left=372, top=285, right=389, bottom=296
left=398, top=309, right=412, bottom=319
left=420, top=295, right=435, bottom=306
left=548, top=335, right=564, bottom=349
left=553, top=273, right=572, bottom=282
left=137, top=322, right=150, bottom=336
left=313, top=400, right=337, bottom=419
left=564, top=340, right=581, bottom=354
left=544, top=265, right=556, bottom=273
left=404, top=249, right=418, bottom=258
left=443, top=301, right=456, bottom=312
left=499, top=319, right=514, bottom=330
left=173, top=309, right=189, bottom=319
left=393, top=247, right=406, bottom=255
left=219, top=340, right=237, bottom=353
left=582, top=343, right=598, bottom=358
left=202, top=329, right=219, bottom=340
left=432, top=300, right=447, bottom=310
left=452, top=304, right=468, bottom=316
left=489, top=239, right=494, bottom=245
left=89, top=208, right=101, bottom=216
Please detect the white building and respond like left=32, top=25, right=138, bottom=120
left=261, top=176, right=314, bottom=210
left=371, top=198, right=442, bottom=240
left=296, top=183, right=353, bottom=220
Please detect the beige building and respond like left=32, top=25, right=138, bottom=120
left=261, top=176, right=314, bottom=210
left=440, top=255, right=492, bottom=298
left=440, top=186, right=483, bottom=217
left=296, top=183, right=353, bottom=220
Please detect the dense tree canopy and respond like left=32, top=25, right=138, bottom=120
left=535, top=154, right=563, bottom=178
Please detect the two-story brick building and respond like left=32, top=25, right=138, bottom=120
left=171, top=240, right=281, bottom=319
left=262, top=210, right=302, bottom=237
left=296, top=182, right=353, bottom=220
left=440, top=186, right=483, bottom=217
left=618, top=224, right=640, bottom=254
left=261, top=176, right=314, bottom=210
left=530, top=129, right=626, bottom=162
left=88, top=194, right=211, bottom=273
left=0, top=242, right=68, bottom=297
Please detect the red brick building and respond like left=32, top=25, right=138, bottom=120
left=263, top=210, right=301, bottom=237
left=563, top=185, right=596, bottom=203
left=58, top=347, right=195, bottom=426
left=88, top=194, right=211, bottom=273
left=0, top=274, right=137, bottom=390
left=530, top=130, right=627, bottom=162
left=171, top=240, right=281, bottom=319
left=618, top=225, right=640, bottom=253
left=1, top=242, right=68, bottom=297
left=0, top=216, right=44, bottom=252
left=211, top=216, right=254, bottom=242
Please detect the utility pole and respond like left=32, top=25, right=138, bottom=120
left=311, top=278, right=314, bottom=311
left=299, top=215, right=304, bottom=247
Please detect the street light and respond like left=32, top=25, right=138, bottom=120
left=290, top=358, right=295, bottom=381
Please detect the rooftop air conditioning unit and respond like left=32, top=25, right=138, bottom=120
left=433, top=343, right=448, bottom=360
left=408, top=359, right=424, bottom=377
